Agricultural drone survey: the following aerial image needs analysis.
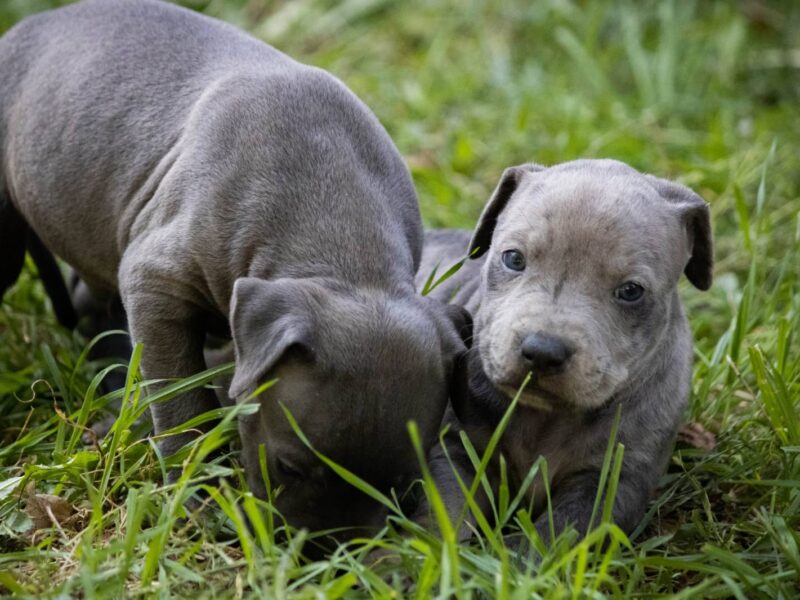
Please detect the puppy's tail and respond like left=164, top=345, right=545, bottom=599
left=0, top=185, right=77, bottom=329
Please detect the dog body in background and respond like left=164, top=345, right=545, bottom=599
left=0, top=0, right=467, bottom=534
left=417, top=159, right=713, bottom=540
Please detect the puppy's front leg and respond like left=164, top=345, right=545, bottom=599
left=531, top=466, right=650, bottom=545
left=122, top=287, right=219, bottom=482
left=420, top=435, right=479, bottom=541
left=417, top=413, right=495, bottom=541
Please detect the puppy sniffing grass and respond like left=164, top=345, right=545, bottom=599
left=417, top=159, right=713, bottom=542
left=0, top=0, right=469, bottom=537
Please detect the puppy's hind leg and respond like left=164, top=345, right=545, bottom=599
left=27, top=230, right=78, bottom=329
left=0, top=184, right=77, bottom=327
left=71, top=277, right=137, bottom=441
left=71, top=276, right=132, bottom=386
left=0, top=185, right=27, bottom=300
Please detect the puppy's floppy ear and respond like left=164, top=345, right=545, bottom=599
left=646, top=175, right=714, bottom=290
left=229, top=277, right=316, bottom=400
left=469, top=163, right=546, bottom=258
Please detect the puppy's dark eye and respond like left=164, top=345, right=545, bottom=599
left=501, top=250, right=526, bottom=272
left=615, top=282, right=644, bottom=303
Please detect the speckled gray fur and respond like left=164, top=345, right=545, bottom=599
left=0, top=0, right=468, bottom=536
left=415, top=159, right=713, bottom=542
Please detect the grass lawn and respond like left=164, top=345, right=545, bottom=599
left=1, top=0, right=799, bottom=597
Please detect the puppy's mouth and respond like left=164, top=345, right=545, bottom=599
left=496, top=378, right=562, bottom=411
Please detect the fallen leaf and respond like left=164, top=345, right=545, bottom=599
left=23, top=485, right=74, bottom=531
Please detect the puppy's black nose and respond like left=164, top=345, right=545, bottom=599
left=520, top=332, right=573, bottom=375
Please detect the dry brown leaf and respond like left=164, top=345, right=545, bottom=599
left=22, top=484, right=87, bottom=533
left=24, top=492, right=73, bottom=530
left=677, top=422, right=717, bottom=451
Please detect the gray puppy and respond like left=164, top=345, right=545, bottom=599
left=416, top=159, right=712, bottom=542
left=0, top=0, right=468, bottom=535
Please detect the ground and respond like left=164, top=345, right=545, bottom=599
left=1, top=0, right=799, bottom=597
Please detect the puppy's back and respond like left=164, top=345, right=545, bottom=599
left=0, top=0, right=291, bottom=179
left=1, top=0, right=422, bottom=287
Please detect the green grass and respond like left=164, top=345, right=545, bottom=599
left=1, top=0, right=799, bottom=597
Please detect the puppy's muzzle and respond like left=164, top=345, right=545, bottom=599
left=520, top=332, right=574, bottom=376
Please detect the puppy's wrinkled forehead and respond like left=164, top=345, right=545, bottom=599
left=497, top=166, right=686, bottom=285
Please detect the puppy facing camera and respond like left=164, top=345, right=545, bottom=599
left=417, top=158, right=713, bottom=540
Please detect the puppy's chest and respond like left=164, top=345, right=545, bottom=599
left=500, top=413, right=591, bottom=508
